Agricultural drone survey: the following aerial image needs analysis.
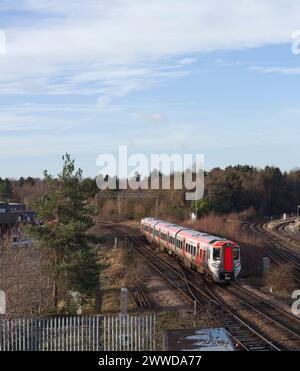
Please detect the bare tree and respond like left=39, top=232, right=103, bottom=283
left=0, top=241, right=52, bottom=319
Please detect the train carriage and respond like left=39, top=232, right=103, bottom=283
left=141, top=217, right=241, bottom=283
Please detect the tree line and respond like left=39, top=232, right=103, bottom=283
left=2, top=164, right=300, bottom=218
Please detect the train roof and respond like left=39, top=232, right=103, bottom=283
left=141, top=217, right=237, bottom=246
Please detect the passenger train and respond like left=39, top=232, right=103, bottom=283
left=141, top=218, right=241, bottom=283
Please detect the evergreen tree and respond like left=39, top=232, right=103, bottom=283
left=0, top=178, right=13, bottom=201
left=28, top=154, right=100, bottom=312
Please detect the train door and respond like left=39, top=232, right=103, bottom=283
left=195, top=242, right=200, bottom=266
left=182, top=238, right=186, bottom=257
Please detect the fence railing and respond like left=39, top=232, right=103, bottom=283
left=103, top=314, right=155, bottom=351
left=0, top=314, right=155, bottom=351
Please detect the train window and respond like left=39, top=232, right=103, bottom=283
left=213, top=248, right=220, bottom=261
left=233, top=248, right=239, bottom=259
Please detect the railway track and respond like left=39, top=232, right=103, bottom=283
left=130, top=284, right=151, bottom=310
left=101, top=222, right=299, bottom=351
left=242, top=220, right=300, bottom=281
left=180, top=263, right=300, bottom=351
left=272, top=220, right=300, bottom=249
left=207, top=282, right=300, bottom=351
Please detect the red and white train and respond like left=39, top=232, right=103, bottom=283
left=141, top=218, right=241, bottom=283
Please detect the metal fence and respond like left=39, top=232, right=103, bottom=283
left=103, top=314, right=155, bottom=351
left=0, top=314, right=155, bottom=351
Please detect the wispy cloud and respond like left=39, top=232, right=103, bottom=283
left=134, top=112, right=168, bottom=123
left=0, top=1, right=299, bottom=104
left=253, top=66, right=300, bottom=75
left=0, top=112, right=76, bottom=132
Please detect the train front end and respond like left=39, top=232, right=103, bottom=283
left=210, top=242, right=241, bottom=282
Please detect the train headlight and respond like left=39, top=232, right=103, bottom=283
left=235, top=262, right=240, bottom=268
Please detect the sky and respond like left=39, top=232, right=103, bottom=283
left=0, top=0, right=300, bottom=178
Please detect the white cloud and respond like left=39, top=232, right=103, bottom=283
left=134, top=112, right=168, bottom=123
left=0, top=112, right=76, bottom=132
left=253, top=66, right=300, bottom=75
left=178, top=57, right=198, bottom=65
left=0, top=0, right=299, bottom=103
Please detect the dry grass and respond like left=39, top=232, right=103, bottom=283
left=261, top=263, right=298, bottom=302
left=98, top=240, right=137, bottom=314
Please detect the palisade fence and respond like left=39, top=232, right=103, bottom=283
left=0, top=314, right=156, bottom=351
left=103, top=314, right=155, bottom=351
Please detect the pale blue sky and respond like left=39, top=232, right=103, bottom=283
left=0, top=1, right=300, bottom=178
